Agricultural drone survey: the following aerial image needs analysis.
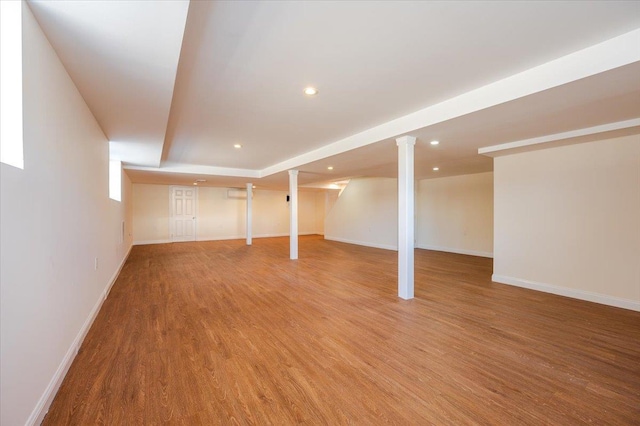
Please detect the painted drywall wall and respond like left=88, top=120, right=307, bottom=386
left=252, top=189, right=300, bottom=238
left=493, top=135, right=640, bottom=310
left=132, top=184, right=170, bottom=243
left=417, top=172, right=493, bottom=257
left=122, top=172, right=134, bottom=247
left=0, top=4, right=133, bottom=425
left=297, top=190, right=322, bottom=235
left=315, top=191, right=326, bottom=235
left=324, top=177, right=399, bottom=250
left=197, top=186, right=245, bottom=240
left=132, top=185, right=324, bottom=243
left=324, top=175, right=493, bottom=254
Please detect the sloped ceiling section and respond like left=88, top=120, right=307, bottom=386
left=28, top=0, right=190, bottom=167
left=27, top=1, right=640, bottom=189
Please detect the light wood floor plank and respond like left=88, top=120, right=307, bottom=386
left=43, top=236, right=640, bottom=424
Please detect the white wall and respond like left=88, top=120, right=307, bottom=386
left=0, top=4, right=133, bottom=425
left=315, top=191, right=326, bottom=235
left=417, top=172, right=493, bottom=257
left=324, top=177, right=398, bottom=250
left=197, top=186, right=245, bottom=240
left=121, top=172, right=134, bottom=249
left=493, top=135, right=640, bottom=311
left=324, top=175, right=494, bottom=254
left=132, top=184, right=170, bottom=243
left=132, top=185, right=324, bottom=244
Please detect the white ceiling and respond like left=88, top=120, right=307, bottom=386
left=27, top=1, right=640, bottom=189
left=29, top=0, right=189, bottom=167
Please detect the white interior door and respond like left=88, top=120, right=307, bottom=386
left=171, top=186, right=197, bottom=242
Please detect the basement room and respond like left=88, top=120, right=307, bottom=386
left=1, top=1, right=639, bottom=425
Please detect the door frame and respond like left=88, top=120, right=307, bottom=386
left=169, top=185, right=199, bottom=242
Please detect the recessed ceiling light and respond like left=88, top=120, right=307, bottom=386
left=233, top=143, right=242, bottom=149
left=430, top=140, right=439, bottom=145
left=433, top=167, right=439, bottom=171
left=327, top=166, right=334, bottom=170
left=193, top=182, right=198, bottom=186
left=252, top=185, right=256, bottom=189
left=304, top=87, right=318, bottom=96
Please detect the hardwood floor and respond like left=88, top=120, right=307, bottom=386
left=43, top=235, right=640, bottom=425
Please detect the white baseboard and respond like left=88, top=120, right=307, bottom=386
left=322, top=239, right=493, bottom=257
left=492, top=274, right=640, bottom=312
left=196, top=232, right=320, bottom=242
left=29, top=244, right=133, bottom=426
left=257, top=232, right=319, bottom=238
left=133, top=239, right=171, bottom=245
left=196, top=235, right=245, bottom=242
left=134, top=234, right=322, bottom=245
left=324, top=236, right=398, bottom=251
left=416, top=244, right=493, bottom=258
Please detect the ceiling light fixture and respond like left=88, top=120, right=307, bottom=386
left=433, top=167, right=439, bottom=171
left=233, top=144, right=242, bottom=149
left=304, top=87, right=318, bottom=96
left=327, top=166, right=334, bottom=170
left=430, top=140, right=439, bottom=145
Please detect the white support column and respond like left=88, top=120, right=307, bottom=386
left=396, top=135, right=416, bottom=299
left=289, top=170, right=299, bottom=260
left=246, top=183, right=253, bottom=245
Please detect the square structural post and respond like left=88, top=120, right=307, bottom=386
left=289, top=170, right=299, bottom=260
left=396, top=135, right=416, bottom=299
left=246, top=183, right=253, bottom=245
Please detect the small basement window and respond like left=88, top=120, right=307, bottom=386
left=0, top=1, right=24, bottom=169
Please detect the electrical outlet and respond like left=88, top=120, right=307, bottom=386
left=94, top=257, right=98, bottom=270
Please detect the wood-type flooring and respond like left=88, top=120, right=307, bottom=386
left=43, top=236, right=640, bottom=425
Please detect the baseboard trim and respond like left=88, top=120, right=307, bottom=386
left=196, top=235, right=246, bottom=242
left=134, top=234, right=322, bottom=245
left=30, top=244, right=133, bottom=426
left=133, top=239, right=171, bottom=245
left=492, top=274, right=640, bottom=312
left=324, top=236, right=398, bottom=251
left=321, top=239, right=493, bottom=257
left=416, top=244, right=493, bottom=258
left=196, top=232, right=320, bottom=242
